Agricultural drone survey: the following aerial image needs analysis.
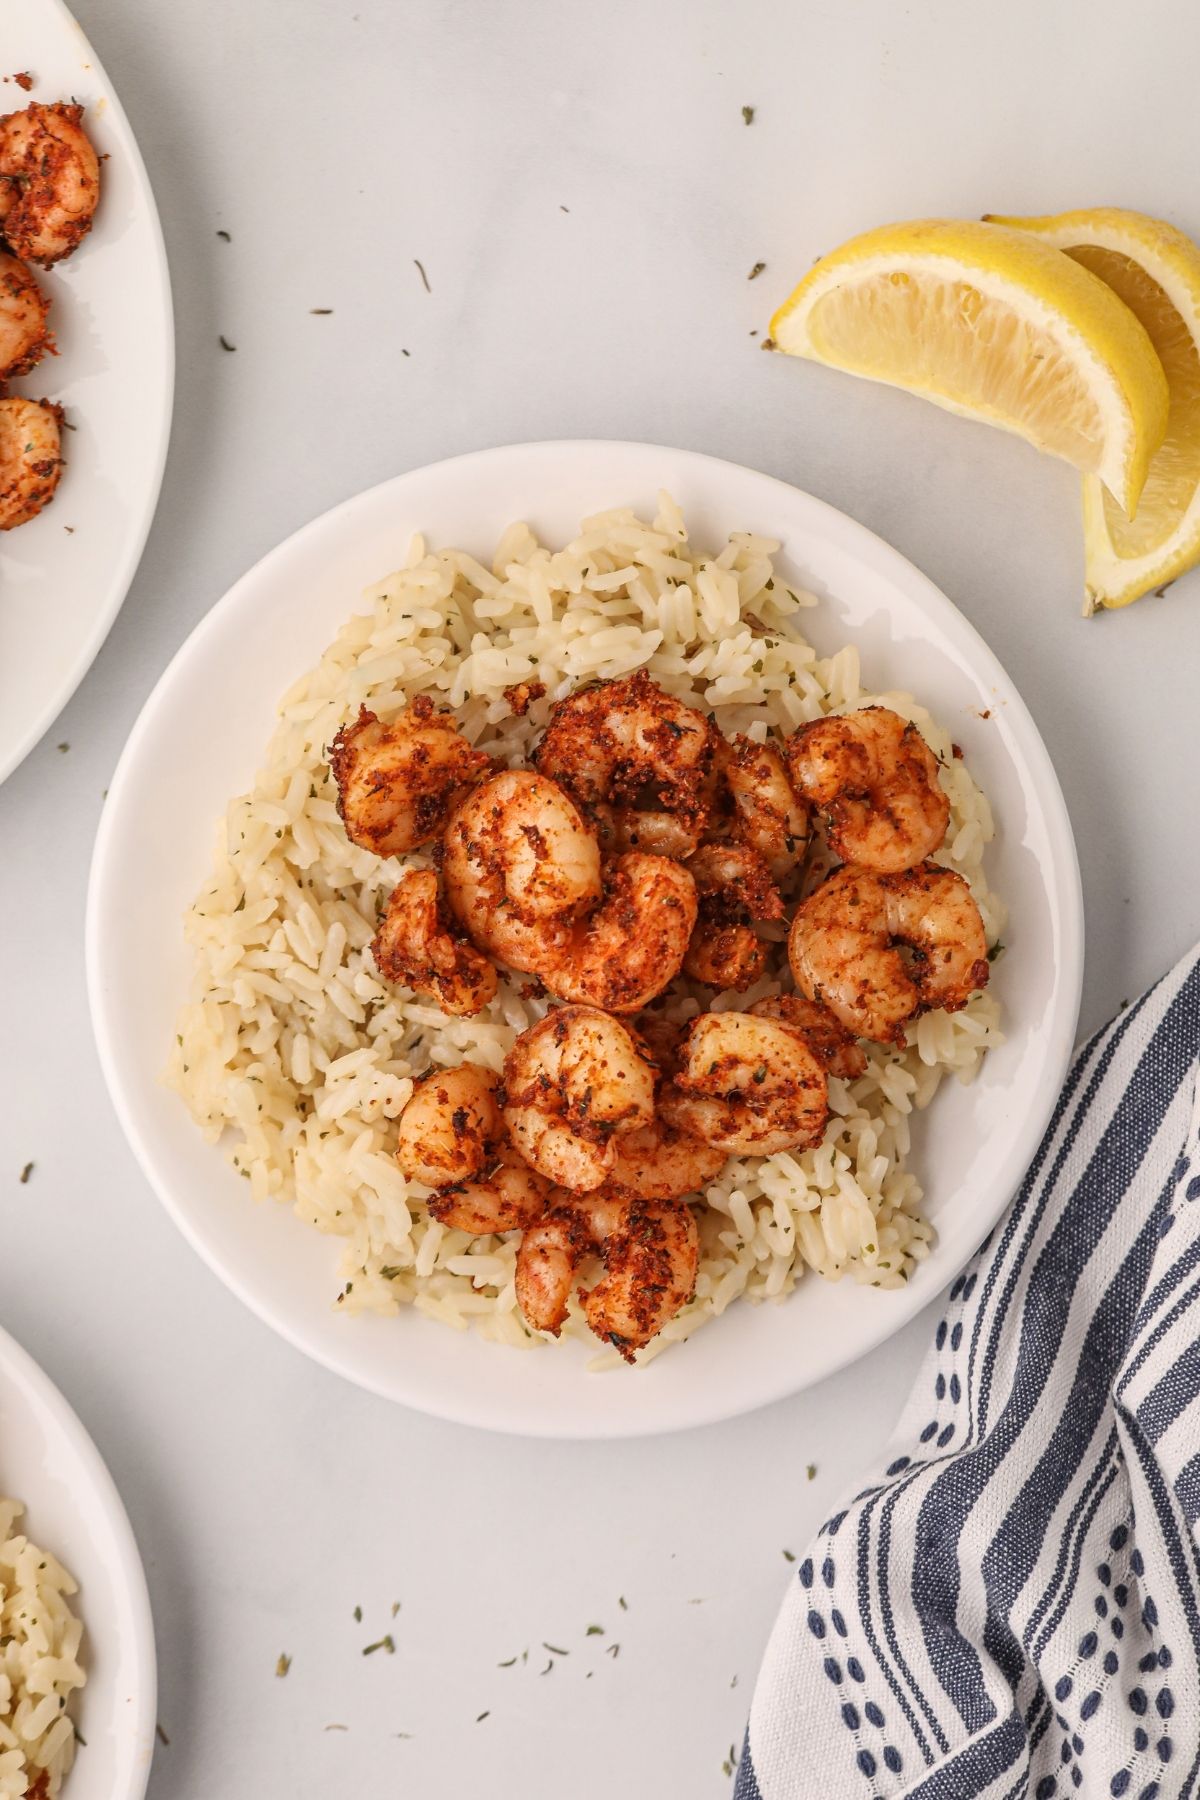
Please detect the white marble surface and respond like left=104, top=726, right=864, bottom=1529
left=4, top=1, right=1200, bottom=1794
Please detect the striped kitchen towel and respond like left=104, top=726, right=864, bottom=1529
left=736, top=945, right=1200, bottom=1800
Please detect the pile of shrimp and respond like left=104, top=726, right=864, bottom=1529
left=328, top=667, right=994, bottom=1362
left=0, top=98, right=101, bottom=532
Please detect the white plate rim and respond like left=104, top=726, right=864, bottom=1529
left=86, top=438, right=1084, bottom=1438
left=0, top=1320, right=157, bottom=1796
left=0, top=0, right=176, bottom=786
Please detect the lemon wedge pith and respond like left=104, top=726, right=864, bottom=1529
left=989, top=208, right=1200, bottom=610
left=770, top=218, right=1169, bottom=519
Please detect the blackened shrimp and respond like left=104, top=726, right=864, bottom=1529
left=0, top=394, right=61, bottom=530
left=788, top=862, right=989, bottom=1044
left=540, top=852, right=697, bottom=1012
left=502, top=1006, right=655, bottom=1191
left=0, top=102, right=100, bottom=266
left=659, top=1011, right=828, bottom=1155
left=442, top=769, right=602, bottom=973
left=372, top=869, right=498, bottom=1016
left=786, top=706, right=950, bottom=873
left=748, top=992, right=867, bottom=1080
left=515, top=1190, right=699, bottom=1360
left=535, top=670, right=717, bottom=857
left=721, top=734, right=810, bottom=877
left=394, top=1063, right=549, bottom=1233
left=330, top=699, right=492, bottom=858
left=606, top=1117, right=727, bottom=1201
left=395, top=1063, right=504, bottom=1186
left=681, top=841, right=782, bottom=991
left=0, top=251, right=50, bottom=378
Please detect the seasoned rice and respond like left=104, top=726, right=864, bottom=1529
left=0, top=1499, right=85, bottom=1799
left=169, top=496, right=1005, bottom=1368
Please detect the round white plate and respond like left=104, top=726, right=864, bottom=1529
left=0, top=1323, right=155, bottom=1797
left=0, top=0, right=173, bottom=785
left=87, top=440, right=1083, bottom=1438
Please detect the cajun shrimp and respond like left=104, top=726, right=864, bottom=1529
left=540, top=851, right=697, bottom=1012
left=786, top=705, right=950, bottom=873
left=535, top=670, right=717, bottom=857
left=372, top=869, right=498, bottom=1016
left=394, top=1063, right=550, bottom=1233
left=395, top=1063, right=503, bottom=1186
left=748, top=992, right=867, bottom=1080
left=442, top=769, right=602, bottom=973
left=0, top=102, right=100, bottom=266
left=681, top=841, right=782, bottom=991
left=788, top=862, right=989, bottom=1044
left=720, top=734, right=810, bottom=877
left=0, top=394, right=61, bottom=530
left=659, top=1011, right=828, bottom=1155
left=515, top=1190, right=699, bottom=1360
left=330, top=698, right=492, bottom=858
left=606, top=1117, right=727, bottom=1201
left=502, top=1006, right=655, bottom=1191
left=0, top=251, right=50, bottom=378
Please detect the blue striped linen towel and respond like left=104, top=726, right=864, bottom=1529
left=735, top=946, right=1200, bottom=1800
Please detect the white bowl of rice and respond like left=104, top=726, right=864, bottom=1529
left=87, top=441, right=1083, bottom=1437
left=0, top=1326, right=155, bottom=1798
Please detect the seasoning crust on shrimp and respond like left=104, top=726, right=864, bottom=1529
left=536, top=669, right=718, bottom=856
left=442, top=768, right=603, bottom=973
left=0, top=394, right=61, bottom=530
left=0, top=101, right=101, bottom=266
left=787, top=705, right=950, bottom=873
left=372, top=868, right=497, bottom=1016
left=331, top=699, right=493, bottom=858
left=541, top=851, right=697, bottom=1012
left=515, top=1190, right=699, bottom=1360
left=502, top=1006, right=656, bottom=1190
left=789, top=861, right=989, bottom=1043
left=394, top=1063, right=551, bottom=1234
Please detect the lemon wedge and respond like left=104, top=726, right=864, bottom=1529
left=988, top=208, right=1200, bottom=610
left=770, top=218, right=1169, bottom=519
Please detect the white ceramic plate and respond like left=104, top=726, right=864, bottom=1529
left=0, top=1324, right=155, bottom=1797
left=0, top=0, right=173, bottom=785
left=87, top=441, right=1083, bottom=1438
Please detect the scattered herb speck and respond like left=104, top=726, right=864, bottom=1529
left=475, top=1711, right=489, bottom=1723
left=310, top=307, right=333, bottom=315
left=353, top=1605, right=362, bottom=1622
left=747, top=261, right=766, bottom=281
left=219, top=335, right=236, bottom=352
left=807, top=1462, right=818, bottom=1481
left=216, top=228, right=231, bottom=242
left=741, top=104, right=755, bottom=124
left=585, top=1624, right=604, bottom=1636
left=543, top=1642, right=569, bottom=1656
left=414, top=258, right=431, bottom=293
left=782, top=1548, right=796, bottom=1562
left=155, top=1724, right=170, bottom=1747
left=19, top=1162, right=33, bottom=1184
left=362, top=1635, right=395, bottom=1656
left=275, top=1653, right=291, bottom=1678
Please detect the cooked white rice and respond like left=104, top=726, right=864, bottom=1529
left=169, top=495, right=1005, bottom=1368
left=0, top=1499, right=85, bottom=1799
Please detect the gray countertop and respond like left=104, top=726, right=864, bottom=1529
left=3, top=1, right=1199, bottom=1794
